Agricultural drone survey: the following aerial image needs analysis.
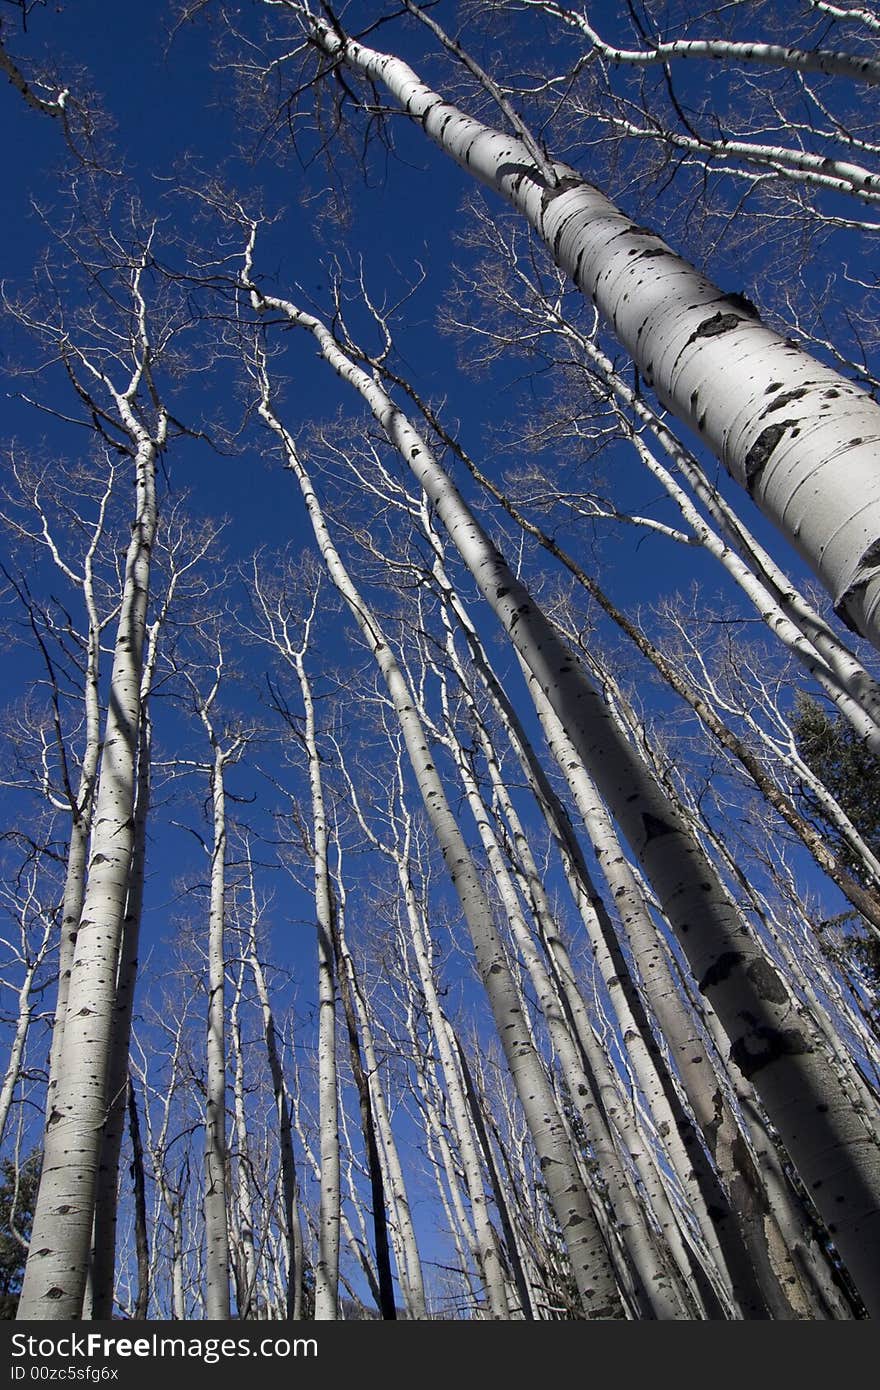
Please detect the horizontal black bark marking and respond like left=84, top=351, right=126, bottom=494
left=687, top=311, right=744, bottom=344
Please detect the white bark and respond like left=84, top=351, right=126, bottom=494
left=333, top=877, right=427, bottom=1318
left=0, top=878, right=53, bottom=1148
left=229, top=962, right=258, bottom=1318
left=203, top=738, right=232, bottom=1320
left=435, top=676, right=693, bottom=1318
left=291, top=643, right=341, bottom=1320
left=306, top=19, right=880, bottom=650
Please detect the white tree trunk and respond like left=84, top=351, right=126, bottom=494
left=204, top=742, right=232, bottom=1320
left=19, top=436, right=158, bottom=1320
left=292, top=646, right=341, bottom=1320
left=308, top=20, right=880, bottom=650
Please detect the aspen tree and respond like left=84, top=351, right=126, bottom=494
left=19, top=238, right=169, bottom=1320
left=264, top=4, right=880, bottom=649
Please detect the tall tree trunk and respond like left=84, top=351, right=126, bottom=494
left=204, top=742, right=232, bottom=1319
left=291, top=646, right=341, bottom=1320
left=89, top=704, right=152, bottom=1318
left=242, top=841, right=305, bottom=1319
left=19, top=435, right=159, bottom=1320
left=333, top=868, right=426, bottom=1318
left=307, top=18, right=880, bottom=651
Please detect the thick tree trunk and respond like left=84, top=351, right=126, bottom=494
left=89, top=706, right=152, bottom=1318
left=309, top=19, right=880, bottom=651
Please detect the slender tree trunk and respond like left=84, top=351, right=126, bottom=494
left=0, top=911, right=51, bottom=1147
left=291, top=646, right=341, bottom=1320
left=44, top=512, right=106, bottom=1126
left=387, top=814, right=514, bottom=1318
left=229, top=963, right=258, bottom=1319
left=204, top=743, right=232, bottom=1320
left=320, top=842, right=397, bottom=1320
left=429, top=656, right=688, bottom=1317
left=333, top=873, right=426, bottom=1317
left=243, top=844, right=304, bottom=1319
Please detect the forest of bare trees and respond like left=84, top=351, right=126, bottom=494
left=0, top=0, right=878, bottom=1322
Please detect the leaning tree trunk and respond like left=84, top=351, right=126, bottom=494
left=19, top=436, right=158, bottom=1321
left=306, top=17, right=880, bottom=652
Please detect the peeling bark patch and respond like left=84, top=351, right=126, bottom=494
left=835, top=537, right=880, bottom=625
left=744, top=420, right=798, bottom=489
left=856, top=536, right=880, bottom=573
left=687, top=312, right=743, bottom=345
left=745, top=957, right=789, bottom=1004
left=699, top=951, right=744, bottom=992
left=730, top=1025, right=810, bottom=1079
left=832, top=595, right=862, bottom=633
left=641, top=811, right=676, bottom=842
